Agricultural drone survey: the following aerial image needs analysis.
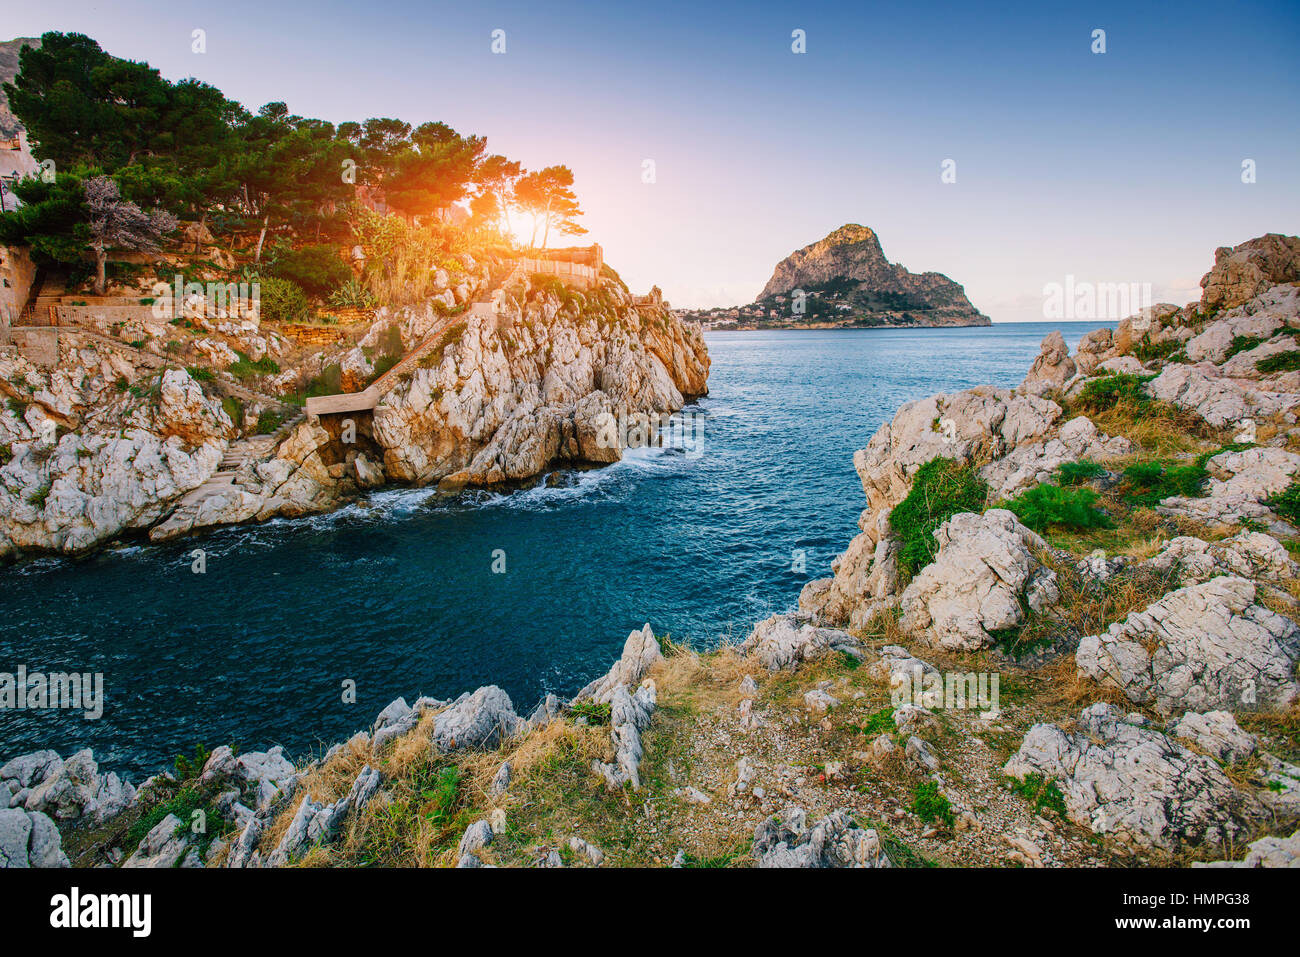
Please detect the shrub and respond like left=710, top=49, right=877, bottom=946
left=1257, top=350, right=1300, bottom=374
left=1005, top=483, right=1110, bottom=531
left=1005, top=773, right=1067, bottom=818
left=1074, top=373, right=1154, bottom=414
left=228, top=351, right=280, bottom=378
left=1118, top=460, right=1208, bottom=507
left=891, top=457, right=989, bottom=583
left=1132, top=335, right=1180, bottom=363
left=304, top=363, right=343, bottom=397
left=421, top=766, right=462, bottom=828
left=1056, top=459, right=1105, bottom=485
left=1225, top=335, right=1265, bottom=360
left=256, top=276, right=309, bottom=323
left=1267, top=481, right=1300, bottom=524
left=271, top=244, right=352, bottom=297
left=327, top=278, right=377, bottom=310
left=185, top=365, right=214, bottom=381
left=255, top=409, right=285, bottom=435
left=909, top=781, right=955, bottom=829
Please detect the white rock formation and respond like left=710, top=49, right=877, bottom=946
left=752, top=807, right=892, bottom=868
left=899, top=509, right=1058, bottom=651
left=1075, top=576, right=1300, bottom=714
left=738, top=614, right=862, bottom=671
left=1005, top=704, right=1263, bottom=851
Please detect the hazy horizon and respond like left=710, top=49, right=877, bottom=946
left=7, top=0, right=1298, bottom=321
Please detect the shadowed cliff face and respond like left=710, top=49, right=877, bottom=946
left=756, top=224, right=989, bottom=327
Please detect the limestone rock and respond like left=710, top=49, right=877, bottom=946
left=1004, top=703, right=1263, bottom=851
left=592, top=680, right=656, bottom=790
left=0, top=808, right=70, bottom=868
left=1144, top=364, right=1295, bottom=428
left=123, top=813, right=193, bottom=868
left=431, top=685, right=520, bottom=753
left=1019, top=331, right=1076, bottom=396
left=899, top=510, right=1057, bottom=651
left=1073, top=327, right=1116, bottom=375
left=1169, top=711, right=1257, bottom=764
left=1200, top=234, right=1300, bottom=311
left=738, top=614, right=862, bottom=671
left=575, top=623, right=663, bottom=703
left=1075, top=576, right=1300, bottom=714
left=752, top=806, right=892, bottom=868
left=1157, top=446, right=1300, bottom=526
left=979, top=414, right=1132, bottom=499
left=1144, top=531, right=1298, bottom=584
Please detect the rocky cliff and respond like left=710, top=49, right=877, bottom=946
left=0, top=260, right=709, bottom=557
left=748, top=224, right=989, bottom=327
left=7, top=234, right=1299, bottom=871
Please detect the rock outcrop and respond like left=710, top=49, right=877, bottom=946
left=1200, top=233, right=1300, bottom=311
left=1075, top=576, right=1300, bottom=714
left=1020, top=331, right=1076, bottom=396
left=754, top=224, right=989, bottom=327
left=752, top=806, right=892, bottom=868
left=899, top=509, right=1058, bottom=651
left=0, top=259, right=710, bottom=558
left=1005, top=704, right=1263, bottom=851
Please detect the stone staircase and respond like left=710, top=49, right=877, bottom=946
left=304, top=302, right=489, bottom=415
left=151, top=411, right=305, bottom=540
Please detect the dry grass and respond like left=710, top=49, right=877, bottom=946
left=1075, top=397, right=1229, bottom=457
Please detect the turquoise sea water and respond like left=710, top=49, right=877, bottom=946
left=0, top=322, right=1113, bottom=777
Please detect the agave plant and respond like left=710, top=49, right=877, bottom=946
left=327, top=279, right=377, bottom=310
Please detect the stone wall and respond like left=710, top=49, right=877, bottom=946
left=0, top=244, right=36, bottom=324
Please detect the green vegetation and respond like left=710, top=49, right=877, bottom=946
left=1056, top=459, right=1106, bottom=485
left=1267, top=481, right=1300, bottom=524
left=1118, top=459, right=1206, bottom=506
left=1225, top=334, right=1266, bottom=359
left=1074, top=373, right=1155, bottom=415
left=1257, top=350, right=1300, bottom=374
left=420, top=766, right=463, bottom=829
left=228, top=351, right=281, bottom=378
left=569, top=701, right=612, bottom=726
left=0, top=30, right=588, bottom=306
left=1132, top=334, right=1180, bottom=364
left=255, top=276, right=309, bottom=324
left=327, top=278, right=377, bottom=310
left=26, top=481, right=52, bottom=507
left=1005, top=483, right=1110, bottom=532
left=891, top=457, right=989, bottom=583
left=173, top=743, right=212, bottom=781
left=268, top=243, right=352, bottom=297
left=909, top=781, right=955, bottom=829
left=185, top=365, right=214, bottom=381
left=849, top=707, right=896, bottom=738
left=255, top=409, right=286, bottom=435
left=1006, top=773, right=1068, bottom=819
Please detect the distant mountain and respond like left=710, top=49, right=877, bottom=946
left=0, top=36, right=41, bottom=137
left=680, top=224, right=990, bottom=329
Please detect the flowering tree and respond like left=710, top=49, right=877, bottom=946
left=84, top=175, right=177, bottom=294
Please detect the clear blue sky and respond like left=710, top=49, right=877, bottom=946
left=9, top=0, right=1299, bottom=319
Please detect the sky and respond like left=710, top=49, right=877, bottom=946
left=7, top=0, right=1300, bottom=320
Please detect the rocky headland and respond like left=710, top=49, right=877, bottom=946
left=5, top=233, right=1300, bottom=870
left=679, top=224, right=990, bottom=329
left=0, top=257, right=709, bottom=559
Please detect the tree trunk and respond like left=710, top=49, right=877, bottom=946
left=540, top=198, right=553, bottom=249
left=254, top=213, right=270, bottom=264
left=94, top=244, right=107, bottom=296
